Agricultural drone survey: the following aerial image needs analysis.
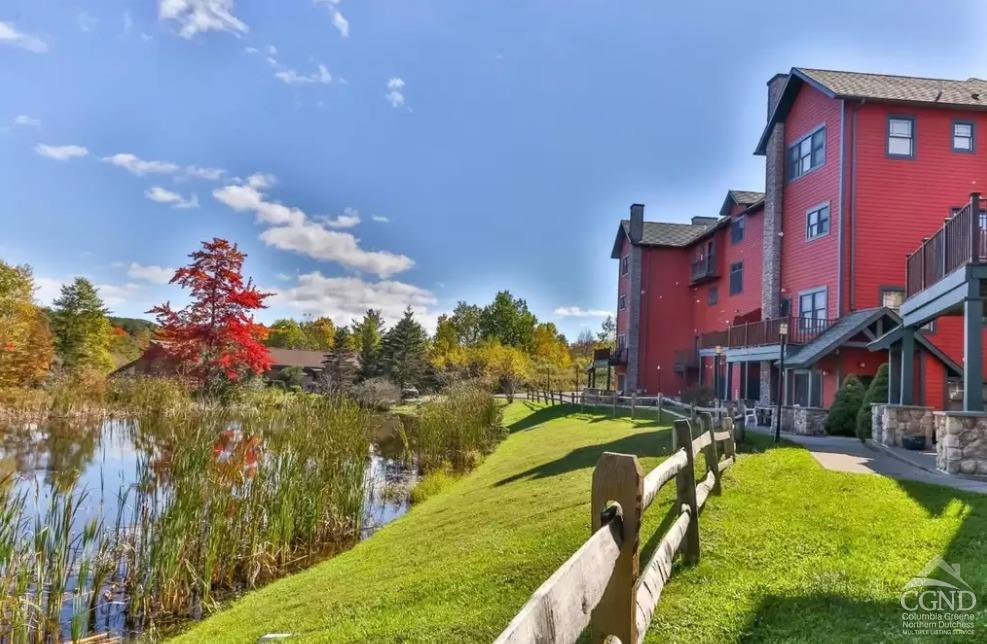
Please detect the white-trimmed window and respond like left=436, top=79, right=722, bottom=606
left=788, top=127, right=825, bottom=179
left=620, top=255, right=629, bottom=275
left=888, top=117, right=915, bottom=157
left=806, top=204, right=830, bottom=240
left=618, top=294, right=626, bottom=310
left=881, top=287, right=905, bottom=311
left=953, top=121, right=974, bottom=152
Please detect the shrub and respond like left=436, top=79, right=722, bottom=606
left=681, top=384, right=715, bottom=407
left=351, top=377, right=402, bottom=410
left=856, top=363, right=889, bottom=442
left=410, top=466, right=461, bottom=504
left=825, top=375, right=866, bottom=436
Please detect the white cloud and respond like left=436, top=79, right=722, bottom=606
left=322, top=207, right=361, bottom=229
left=35, top=143, right=88, bottom=161
left=123, top=11, right=134, bottom=35
left=385, top=77, right=406, bottom=108
left=33, top=276, right=142, bottom=308
left=145, top=186, right=200, bottom=209
left=213, top=179, right=413, bottom=277
left=14, top=115, right=41, bottom=127
left=246, top=172, right=276, bottom=189
left=371, top=215, right=390, bottom=223
left=0, top=21, right=48, bottom=53
left=554, top=306, right=611, bottom=318
left=158, top=0, right=248, bottom=39
left=274, top=64, right=332, bottom=85
left=76, top=12, right=99, bottom=33
left=331, top=11, right=349, bottom=38
left=270, top=271, right=438, bottom=332
left=185, top=164, right=226, bottom=180
left=127, top=262, right=175, bottom=284
left=103, top=152, right=179, bottom=176
left=267, top=44, right=277, bottom=55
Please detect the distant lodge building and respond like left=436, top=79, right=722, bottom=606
left=112, top=342, right=329, bottom=390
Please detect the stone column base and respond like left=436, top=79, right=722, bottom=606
left=782, top=406, right=826, bottom=435
left=874, top=404, right=933, bottom=447
left=934, top=411, right=987, bottom=476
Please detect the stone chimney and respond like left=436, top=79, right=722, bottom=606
left=767, top=73, right=789, bottom=118
left=629, top=203, right=644, bottom=243
left=691, top=216, right=719, bottom=226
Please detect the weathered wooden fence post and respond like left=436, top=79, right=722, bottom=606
left=657, top=393, right=663, bottom=423
left=673, top=420, right=700, bottom=565
left=590, top=452, right=643, bottom=644
left=612, top=391, right=617, bottom=418
left=723, top=416, right=736, bottom=462
left=631, top=393, right=636, bottom=420
left=703, top=414, right=722, bottom=495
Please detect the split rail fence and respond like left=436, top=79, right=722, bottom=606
left=494, top=413, right=736, bottom=644
left=526, top=389, right=727, bottom=424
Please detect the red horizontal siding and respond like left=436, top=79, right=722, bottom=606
left=638, top=246, right=694, bottom=395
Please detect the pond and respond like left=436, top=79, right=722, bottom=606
left=0, top=406, right=417, bottom=641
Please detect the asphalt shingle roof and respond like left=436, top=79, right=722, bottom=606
left=268, top=348, right=327, bottom=370
left=798, top=68, right=987, bottom=107
left=619, top=218, right=722, bottom=248
left=728, top=190, right=765, bottom=207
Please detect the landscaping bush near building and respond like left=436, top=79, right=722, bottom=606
left=825, top=374, right=866, bottom=436
left=351, top=377, right=402, bottom=410
left=856, top=363, right=889, bottom=441
left=409, top=383, right=505, bottom=472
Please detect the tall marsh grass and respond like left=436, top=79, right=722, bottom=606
left=0, top=394, right=372, bottom=641
left=409, top=384, right=504, bottom=472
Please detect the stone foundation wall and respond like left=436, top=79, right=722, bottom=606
left=935, top=412, right=987, bottom=476
left=874, top=404, right=933, bottom=447
left=781, top=406, right=827, bottom=435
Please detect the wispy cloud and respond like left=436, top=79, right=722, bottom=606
left=76, top=12, right=99, bottom=33
left=35, top=143, right=88, bottom=161
left=275, top=64, right=332, bottom=85
left=145, top=186, right=200, bottom=209
left=371, top=215, right=390, bottom=223
left=0, top=21, right=49, bottom=53
left=158, top=0, right=248, bottom=39
left=14, top=115, right=41, bottom=127
left=315, top=0, right=349, bottom=38
left=185, top=164, right=226, bottom=180
left=554, top=306, right=611, bottom=318
left=103, top=153, right=179, bottom=176
left=271, top=272, right=438, bottom=332
left=213, top=177, right=413, bottom=277
left=322, top=207, right=361, bottom=229
left=127, top=262, right=175, bottom=284
left=122, top=11, right=134, bottom=35
left=386, top=78, right=406, bottom=108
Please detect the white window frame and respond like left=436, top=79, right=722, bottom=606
left=888, top=116, right=915, bottom=158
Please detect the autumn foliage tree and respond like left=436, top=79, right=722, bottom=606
left=149, top=239, right=271, bottom=390
left=0, top=261, right=54, bottom=387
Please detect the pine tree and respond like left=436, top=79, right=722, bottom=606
left=353, top=309, right=384, bottom=381
left=825, top=374, right=866, bottom=436
left=51, top=277, right=114, bottom=373
left=322, top=326, right=357, bottom=395
left=382, top=307, right=428, bottom=389
left=856, top=363, right=889, bottom=441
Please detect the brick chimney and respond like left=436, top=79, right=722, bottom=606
left=629, top=203, right=644, bottom=243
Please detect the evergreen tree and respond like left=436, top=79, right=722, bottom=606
left=51, top=277, right=114, bottom=373
left=381, top=307, right=428, bottom=388
left=321, top=326, right=357, bottom=394
left=825, top=374, right=866, bottom=436
left=856, top=363, right=889, bottom=441
left=353, top=308, right=384, bottom=380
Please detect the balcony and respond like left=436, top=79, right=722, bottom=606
left=610, top=348, right=628, bottom=366
left=698, top=316, right=836, bottom=351
left=906, top=192, right=987, bottom=299
left=690, top=254, right=718, bottom=284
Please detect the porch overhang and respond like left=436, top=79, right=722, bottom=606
left=782, top=307, right=896, bottom=370
left=900, top=264, right=987, bottom=328
left=724, top=345, right=783, bottom=363
left=868, top=327, right=963, bottom=377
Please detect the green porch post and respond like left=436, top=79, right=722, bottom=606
left=888, top=346, right=901, bottom=404
left=964, top=296, right=984, bottom=411
left=900, top=328, right=915, bottom=405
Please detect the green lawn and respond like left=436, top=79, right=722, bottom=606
left=174, top=402, right=987, bottom=642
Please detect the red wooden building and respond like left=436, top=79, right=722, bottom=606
left=610, top=67, right=987, bottom=412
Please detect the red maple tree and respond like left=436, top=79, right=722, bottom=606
left=149, top=238, right=272, bottom=388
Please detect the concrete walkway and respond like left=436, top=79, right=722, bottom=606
left=749, top=426, right=987, bottom=494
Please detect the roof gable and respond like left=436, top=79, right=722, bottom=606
left=719, top=190, right=766, bottom=217
left=611, top=218, right=724, bottom=257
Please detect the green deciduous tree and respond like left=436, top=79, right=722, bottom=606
left=825, top=374, right=866, bottom=437
left=382, top=307, right=428, bottom=388
left=479, top=291, right=536, bottom=350
left=0, top=261, right=54, bottom=387
left=266, top=319, right=310, bottom=349
left=51, top=277, right=114, bottom=373
left=856, top=363, right=889, bottom=441
left=597, top=315, right=616, bottom=348
left=450, top=301, right=482, bottom=346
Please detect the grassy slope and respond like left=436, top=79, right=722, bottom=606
left=175, top=402, right=987, bottom=642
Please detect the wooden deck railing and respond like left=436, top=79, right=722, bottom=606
left=495, top=415, right=736, bottom=644
left=906, top=192, right=987, bottom=298
left=698, top=316, right=835, bottom=350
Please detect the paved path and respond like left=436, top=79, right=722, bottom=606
left=749, top=427, right=987, bottom=494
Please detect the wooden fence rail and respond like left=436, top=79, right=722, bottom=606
left=495, top=415, right=736, bottom=644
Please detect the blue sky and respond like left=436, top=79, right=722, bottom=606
left=3, top=1, right=987, bottom=339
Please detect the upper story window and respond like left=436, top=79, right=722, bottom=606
left=953, top=121, right=975, bottom=152
left=806, top=203, right=830, bottom=240
left=618, top=293, right=626, bottom=310
left=798, top=288, right=827, bottom=320
left=730, top=216, right=745, bottom=244
left=620, top=255, right=629, bottom=275
left=617, top=333, right=627, bottom=350
left=708, top=286, right=718, bottom=306
left=729, top=262, right=743, bottom=295
left=787, top=126, right=825, bottom=180
left=888, top=117, right=915, bottom=158
left=881, top=287, right=905, bottom=311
